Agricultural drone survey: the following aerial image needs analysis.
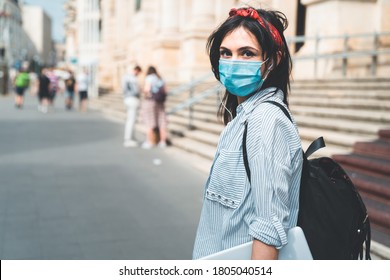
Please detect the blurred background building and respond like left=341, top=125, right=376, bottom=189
left=1, top=0, right=389, bottom=96
left=63, top=0, right=390, bottom=95
left=0, top=0, right=55, bottom=94
left=22, top=4, right=53, bottom=66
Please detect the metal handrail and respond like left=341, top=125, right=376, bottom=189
left=166, top=83, right=222, bottom=130
left=294, top=49, right=390, bottom=60
left=167, top=84, right=221, bottom=115
left=286, top=31, right=390, bottom=43
left=286, top=31, right=390, bottom=77
left=168, top=72, right=214, bottom=96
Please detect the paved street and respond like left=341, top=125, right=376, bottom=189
left=0, top=92, right=208, bottom=260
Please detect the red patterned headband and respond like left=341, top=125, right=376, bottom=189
left=229, top=8, right=282, bottom=47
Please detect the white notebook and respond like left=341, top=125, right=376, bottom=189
left=200, top=226, right=313, bottom=260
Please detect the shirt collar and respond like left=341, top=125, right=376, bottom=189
left=237, top=87, right=283, bottom=120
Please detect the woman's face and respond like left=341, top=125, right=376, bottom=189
left=219, top=26, right=263, bottom=62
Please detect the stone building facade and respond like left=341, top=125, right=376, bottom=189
left=64, top=0, right=390, bottom=94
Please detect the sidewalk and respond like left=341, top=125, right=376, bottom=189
left=0, top=92, right=208, bottom=259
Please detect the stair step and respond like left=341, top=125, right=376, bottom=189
left=170, top=137, right=216, bottom=160
left=174, top=109, right=220, bottom=124
left=380, top=130, right=390, bottom=142
left=291, top=105, right=390, bottom=123
left=333, top=154, right=390, bottom=178
left=184, top=130, right=220, bottom=147
left=342, top=167, right=390, bottom=200
left=361, top=196, right=390, bottom=230
left=167, top=100, right=219, bottom=116
left=167, top=123, right=219, bottom=147
left=295, top=115, right=382, bottom=135
left=371, top=227, right=390, bottom=248
left=169, top=114, right=223, bottom=135
left=298, top=127, right=376, bottom=147
left=290, top=96, right=390, bottom=110
left=354, top=140, right=390, bottom=160
left=291, top=89, right=390, bottom=99
left=291, top=78, right=390, bottom=90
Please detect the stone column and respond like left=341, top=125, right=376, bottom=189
left=272, top=0, right=298, bottom=37
left=378, top=0, right=390, bottom=46
left=301, top=0, right=376, bottom=50
left=377, top=0, right=390, bottom=77
left=152, top=0, right=180, bottom=83
left=179, top=0, right=216, bottom=81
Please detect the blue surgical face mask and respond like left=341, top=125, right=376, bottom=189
left=218, top=58, right=270, bottom=97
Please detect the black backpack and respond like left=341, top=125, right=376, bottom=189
left=152, top=84, right=167, bottom=104
left=242, top=100, right=371, bottom=260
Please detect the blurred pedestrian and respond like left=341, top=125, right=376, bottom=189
left=13, top=67, right=30, bottom=108
left=47, top=68, right=59, bottom=107
left=122, top=65, right=142, bottom=147
left=64, top=70, right=76, bottom=110
left=141, top=66, right=168, bottom=149
left=37, top=68, right=50, bottom=114
left=76, top=68, right=89, bottom=112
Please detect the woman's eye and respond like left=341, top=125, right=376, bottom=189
left=220, top=49, right=231, bottom=58
left=242, top=50, right=255, bottom=57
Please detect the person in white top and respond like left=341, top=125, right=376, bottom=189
left=122, top=65, right=142, bottom=147
left=141, top=66, right=168, bottom=149
left=76, top=68, right=89, bottom=112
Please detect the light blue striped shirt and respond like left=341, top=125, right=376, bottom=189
left=192, top=87, right=303, bottom=259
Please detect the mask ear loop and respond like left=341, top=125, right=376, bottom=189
left=263, top=59, right=274, bottom=81
left=218, top=85, right=233, bottom=122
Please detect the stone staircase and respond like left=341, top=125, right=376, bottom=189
left=89, top=77, right=390, bottom=258
left=166, top=78, right=390, bottom=160
left=333, top=129, right=390, bottom=248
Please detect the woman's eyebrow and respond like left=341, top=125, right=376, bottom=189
left=219, top=46, right=260, bottom=52
left=237, top=46, right=260, bottom=52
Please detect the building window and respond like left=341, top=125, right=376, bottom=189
left=135, top=0, right=141, bottom=12
left=295, top=1, right=306, bottom=53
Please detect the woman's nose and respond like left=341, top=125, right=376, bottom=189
left=230, top=53, right=239, bottom=60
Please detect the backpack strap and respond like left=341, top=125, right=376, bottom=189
left=243, top=120, right=251, bottom=183
left=242, top=100, right=326, bottom=183
left=305, top=137, right=325, bottom=158
left=263, top=101, right=325, bottom=157
left=265, top=100, right=292, bottom=122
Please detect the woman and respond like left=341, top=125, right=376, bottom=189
left=142, top=66, right=168, bottom=148
left=64, top=70, right=76, bottom=110
left=193, top=7, right=303, bottom=260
